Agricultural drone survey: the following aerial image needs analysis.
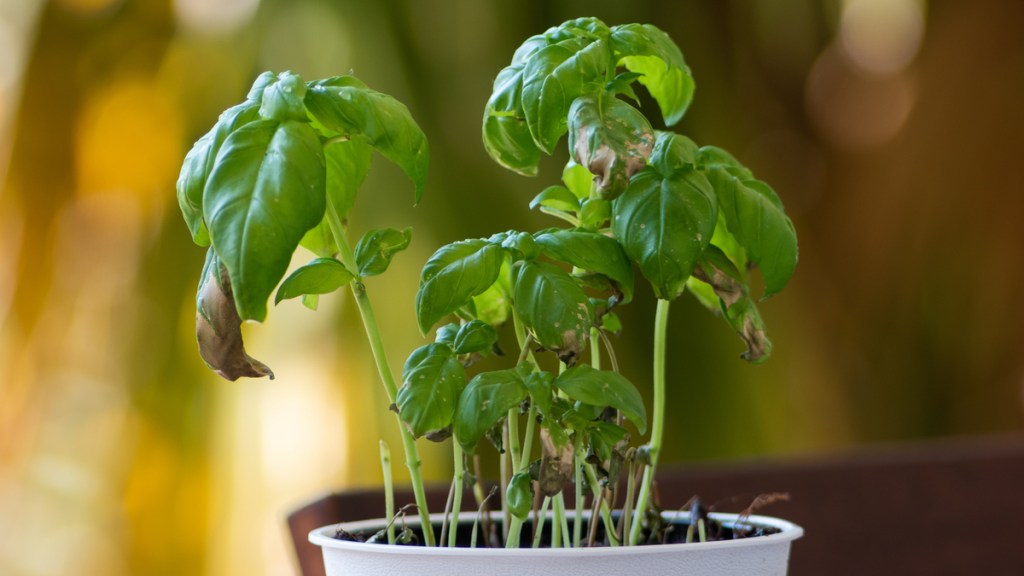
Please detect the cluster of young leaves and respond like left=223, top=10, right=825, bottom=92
left=483, top=17, right=798, bottom=363
left=396, top=162, right=648, bottom=503
left=178, top=71, right=428, bottom=379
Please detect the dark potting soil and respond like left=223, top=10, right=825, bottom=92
left=333, top=504, right=781, bottom=548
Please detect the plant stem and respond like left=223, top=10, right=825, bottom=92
left=583, top=463, right=620, bottom=546
left=449, top=440, right=465, bottom=548
left=531, top=496, right=551, bottom=548
left=325, top=199, right=435, bottom=546
left=553, top=492, right=569, bottom=548
left=573, top=455, right=584, bottom=547
left=379, top=440, right=396, bottom=545
left=628, top=298, right=670, bottom=546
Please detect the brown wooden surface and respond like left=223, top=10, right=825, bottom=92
left=288, top=434, right=1024, bottom=576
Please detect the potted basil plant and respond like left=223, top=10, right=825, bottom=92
left=178, top=17, right=802, bottom=576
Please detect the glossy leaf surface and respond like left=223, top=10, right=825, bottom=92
left=511, top=260, right=593, bottom=364
left=610, top=24, right=695, bottom=126
left=203, top=119, right=326, bottom=322
left=612, top=166, right=716, bottom=300
left=275, top=257, right=354, bottom=304
left=305, top=83, right=429, bottom=202
left=453, top=367, right=529, bottom=453
left=534, top=228, right=634, bottom=303
left=701, top=162, right=798, bottom=297
left=177, top=102, right=260, bottom=246
left=553, top=364, right=647, bottom=434
left=355, top=227, right=412, bottom=277
left=416, top=240, right=505, bottom=333
left=397, top=344, right=467, bottom=439
left=300, top=140, right=373, bottom=257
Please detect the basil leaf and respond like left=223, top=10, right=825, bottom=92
left=275, top=257, right=354, bottom=305
left=534, top=228, right=634, bottom=304
left=530, top=186, right=580, bottom=214
left=521, top=38, right=609, bottom=153
left=568, top=94, right=654, bottom=200
left=258, top=71, right=308, bottom=122
left=196, top=249, right=273, bottom=381
left=397, top=343, right=467, bottom=439
left=511, top=260, right=593, bottom=364
left=611, top=23, right=695, bottom=126
left=690, top=246, right=772, bottom=363
left=553, top=364, right=647, bottom=434
left=562, top=160, right=594, bottom=200
left=612, top=166, right=717, bottom=300
left=452, top=320, right=499, bottom=355
left=482, top=63, right=542, bottom=176
left=300, top=139, right=373, bottom=257
left=506, top=471, right=534, bottom=520
left=701, top=165, right=798, bottom=297
left=355, top=227, right=412, bottom=277
left=453, top=368, right=528, bottom=453
left=416, top=240, right=505, bottom=333
left=305, top=84, right=429, bottom=203
left=177, top=102, right=260, bottom=246
left=204, top=120, right=326, bottom=322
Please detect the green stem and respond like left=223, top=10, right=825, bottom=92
left=449, top=440, right=465, bottom=548
left=325, top=200, right=435, bottom=547
left=379, top=440, right=396, bottom=545
left=573, top=455, right=584, bottom=548
left=531, top=497, right=551, bottom=548
left=628, top=298, right=670, bottom=546
left=553, top=492, right=569, bottom=548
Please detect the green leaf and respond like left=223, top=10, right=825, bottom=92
left=470, top=259, right=512, bottom=327
left=610, top=23, right=695, bottom=126
left=578, top=198, right=611, bottom=230
left=397, top=343, right=467, bottom=439
left=649, top=131, right=699, bottom=176
left=305, top=83, right=429, bottom=203
left=524, top=369, right=555, bottom=418
left=530, top=186, right=580, bottom=213
left=521, top=37, right=609, bottom=153
left=691, top=245, right=772, bottom=363
left=612, top=166, right=717, bottom=300
left=697, top=145, right=753, bottom=179
left=506, top=471, right=534, bottom=520
left=416, top=240, right=505, bottom=333
left=482, top=63, right=542, bottom=176
left=177, top=102, right=261, bottom=246
left=275, top=257, right=354, bottom=305
left=511, top=260, right=593, bottom=365
left=434, top=323, right=460, bottom=345
left=701, top=165, right=798, bottom=297
left=567, top=94, right=654, bottom=200
left=553, top=365, right=647, bottom=434
left=354, top=227, right=412, bottom=277
left=562, top=160, right=593, bottom=200
left=534, top=228, right=634, bottom=303
left=452, top=320, right=498, bottom=355
left=204, top=120, right=326, bottom=322
left=258, top=71, right=308, bottom=122
left=300, top=140, right=373, bottom=257
left=453, top=367, right=528, bottom=453
left=246, top=72, right=277, bottom=102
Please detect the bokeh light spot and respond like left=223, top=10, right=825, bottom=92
left=174, top=0, right=260, bottom=36
left=840, top=0, right=925, bottom=75
left=75, top=77, right=183, bottom=222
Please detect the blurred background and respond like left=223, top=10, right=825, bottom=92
left=1, top=0, right=1022, bottom=574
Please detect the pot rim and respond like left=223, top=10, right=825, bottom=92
left=309, top=511, right=803, bottom=557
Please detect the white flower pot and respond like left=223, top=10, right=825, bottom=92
left=309, top=512, right=803, bottom=576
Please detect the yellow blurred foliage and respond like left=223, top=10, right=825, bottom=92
left=75, top=77, right=182, bottom=224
